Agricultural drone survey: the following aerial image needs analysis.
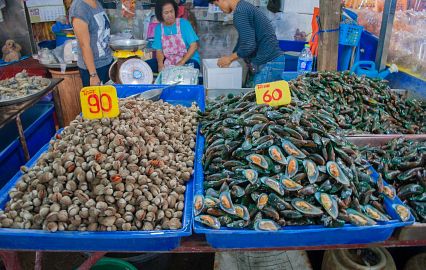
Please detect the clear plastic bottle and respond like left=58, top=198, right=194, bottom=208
left=297, top=44, right=313, bottom=74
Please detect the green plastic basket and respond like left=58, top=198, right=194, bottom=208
left=91, top=258, right=137, bottom=270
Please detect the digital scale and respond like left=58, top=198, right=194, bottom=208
left=108, top=39, right=154, bottom=84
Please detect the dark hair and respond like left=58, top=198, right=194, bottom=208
left=155, top=0, right=178, bottom=22
left=208, top=0, right=216, bottom=3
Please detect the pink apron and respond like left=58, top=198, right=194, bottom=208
left=161, top=18, right=187, bottom=67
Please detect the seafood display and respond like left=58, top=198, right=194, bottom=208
left=195, top=91, right=409, bottom=231
left=361, top=138, right=426, bottom=222
left=0, top=71, right=50, bottom=102
left=0, top=99, right=198, bottom=231
left=290, top=72, right=426, bottom=134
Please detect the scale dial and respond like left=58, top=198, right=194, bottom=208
left=119, top=58, right=153, bottom=84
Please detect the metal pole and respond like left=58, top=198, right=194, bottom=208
left=77, top=252, right=107, bottom=270
left=16, top=115, right=30, bottom=161
left=35, top=251, right=43, bottom=270
left=52, top=86, right=65, bottom=127
left=375, top=0, right=398, bottom=70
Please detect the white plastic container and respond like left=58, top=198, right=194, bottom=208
left=202, top=59, right=243, bottom=89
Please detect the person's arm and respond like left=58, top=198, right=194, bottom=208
left=152, top=25, right=165, bottom=71
left=156, top=50, right=165, bottom=72
left=177, top=42, right=198, bottom=66
left=233, top=14, right=256, bottom=59
left=218, top=12, right=256, bottom=68
left=176, top=19, right=199, bottom=66
left=72, top=17, right=100, bottom=86
left=217, top=52, right=238, bottom=68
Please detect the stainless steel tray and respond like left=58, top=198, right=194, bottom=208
left=41, top=62, right=77, bottom=69
left=110, top=39, right=147, bottom=51
left=0, top=80, right=53, bottom=107
left=206, top=88, right=253, bottom=100
left=347, top=134, right=426, bottom=145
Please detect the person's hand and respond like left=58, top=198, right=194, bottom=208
left=176, top=60, right=186, bottom=66
left=217, top=56, right=232, bottom=68
left=90, top=74, right=101, bottom=86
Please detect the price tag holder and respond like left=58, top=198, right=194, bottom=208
left=255, top=80, right=291, bottom=107
left=80, top=85, right=120, bottom=120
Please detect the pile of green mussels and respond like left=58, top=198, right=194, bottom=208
left=290, top=72, right=426, bottom=134
left=194, top=91, right=411, bottom=231
left=361, top=138, right=426, bottom=222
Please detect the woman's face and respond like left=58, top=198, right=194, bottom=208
left=162, top=4, right=176, bottom=25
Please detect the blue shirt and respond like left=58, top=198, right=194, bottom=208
left=233, top=0, right=282, bottom=65
left=70, top=0, right=112, bottom=69
left=152, top=19, right=200, bottom=64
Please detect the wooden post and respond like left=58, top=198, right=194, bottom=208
left=318, top=0, right=341, bottom=71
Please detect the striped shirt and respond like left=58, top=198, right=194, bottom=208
left=233, top=0, right=282, bottom=66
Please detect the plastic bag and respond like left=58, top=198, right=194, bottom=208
left=38, top=48, right=57, bottom=64
left=357, top=9, right=382, bottom=36
left=387, top=10, right=426, bottom=78
left=155, top=65, right=199, bottom=85
left=272, top=12, right=312, bottom=41
left=53, top=44, right=66, bottom=63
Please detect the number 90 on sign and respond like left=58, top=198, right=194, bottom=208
left=255, top=80, right=291, bottom=107
left=80, top=86, right=120, bottom=119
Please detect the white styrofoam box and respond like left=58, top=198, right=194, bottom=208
left=282, top=0, right=319, bottom=14
left=203, top=59, right=242, bottom=89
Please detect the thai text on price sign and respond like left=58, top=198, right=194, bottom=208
left=255, top=80, right=291, bottom=107
left=80, top=86, right=120, bottom=120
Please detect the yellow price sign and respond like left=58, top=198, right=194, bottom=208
left=80, top=85, right=120, bottom=120
left=255, top=80, right=291, bottom=107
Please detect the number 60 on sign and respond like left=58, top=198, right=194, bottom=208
left=80, top=86, right=120, bottom=120
left=255, top=80, right=291, bottom=107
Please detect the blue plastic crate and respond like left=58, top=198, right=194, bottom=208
left=0, top=85, right=205, bottom=251
left=357, top=30, right=378, bottom=62
left=281, top=71, right=299, bottom=81
left=38, top=40, right=56, bottom=50
left=115, top=84, right=206, bottom=110
left=278, top=40, right=308, bottom=52
left=0, top=103, right=55, bottom=188
left=339, top=23, right=364, bottom=46
left=193, top=135, right=414, bottom=249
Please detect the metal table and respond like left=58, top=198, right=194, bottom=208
left=0, top=235, right=425, bottom=270
left=0, top=78, right=63, bottom=161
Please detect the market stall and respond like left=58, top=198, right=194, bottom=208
left=0, top=0, right=425, bottom=270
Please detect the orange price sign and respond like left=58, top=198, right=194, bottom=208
left=255, top=80, right=291, bottom=107
left=80, top=86, right=120, bottom=120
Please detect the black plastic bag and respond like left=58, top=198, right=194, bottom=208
left=267, top=0, right=281, bottom=13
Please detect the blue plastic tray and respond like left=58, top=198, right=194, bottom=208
left=0, top=103, right=55, bottom=188
left=193, top=135, right=414, bottom=249
left=115, top=84, right=205, bottom=110
left=0, top=85, right=205, bottom=251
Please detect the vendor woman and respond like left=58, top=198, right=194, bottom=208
left=147, top=0, right=200, bottom=73
left=70, top=0, right=113, bottom=86
left=209, top=0, right=284, bottom=85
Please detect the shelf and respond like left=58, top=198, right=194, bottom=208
left=173, top=235, right=426, bottom=253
